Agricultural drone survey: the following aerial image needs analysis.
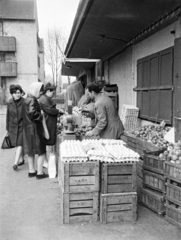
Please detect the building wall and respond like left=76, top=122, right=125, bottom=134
left=2, top=20, right=39, bottom=101
left=106, top=18, right=181, bottom=119
left=106, top=46, right=135, bottom=116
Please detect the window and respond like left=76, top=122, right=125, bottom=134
left=135, top=47, right=173, bottom=124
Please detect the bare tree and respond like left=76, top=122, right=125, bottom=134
left=44, top=28, right=67, bottom=86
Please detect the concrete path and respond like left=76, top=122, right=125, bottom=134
left=0, top=107, right=181, bottom=240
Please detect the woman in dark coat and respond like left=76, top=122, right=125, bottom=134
left=6, top=85, right=24, bottom=170
left=23, top=82, right=48, bottom=179
left=38, top=82, right=64, bottom=167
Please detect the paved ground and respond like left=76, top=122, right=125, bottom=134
left=0, top=106, right=181, bottom=240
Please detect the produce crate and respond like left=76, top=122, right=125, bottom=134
left=126, top=134, right=137, bottom=151
left=166, top=200, right=181, bottom=228
left=136, top=138, right=161, bottom=157
left=143, top=169, right=166, bottom=193
left=165, top=161, right=181, bottom=183
left=101, top=162, right=137, bottom=194
left=137, top=177, right=143, bottom=202
left=166, top=178, right=181, bottom=206
left=100, top=192, right=137, bottom=223
left=120, top=133, right=128, bottom=143
left=58, top=160, right=100, bottom=193
left=140, top=187, right=165, bottom=215
left=60, top=190, right=99, bottom=224
left=143, top=149, right=166, bottom=175
left=136, top=159, right=143, bottom=179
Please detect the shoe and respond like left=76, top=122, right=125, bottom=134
left=36, top=172, right=48, bottom=179
left=18, top=159, right=25, bottom=166
left=13, top=164, right=18, bottom=171
left=28, top=171, right=37, bottom=177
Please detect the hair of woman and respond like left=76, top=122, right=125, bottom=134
left=87, top=83, right=102, bottom=94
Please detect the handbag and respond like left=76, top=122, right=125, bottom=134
left=1, top=134, right=14, bottom=149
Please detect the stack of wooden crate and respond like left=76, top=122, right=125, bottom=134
left=100, top=162, right=137, bottom=223
left=140, top=150, right=166, bottom=216
left=58, top=161, right=100, bottom=224
left=165, top=161, right=181, bottom=228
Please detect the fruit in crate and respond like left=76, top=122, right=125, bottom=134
left=163, top=141, right=181, bottom=165
left=129, top=124, right=171, bottom=148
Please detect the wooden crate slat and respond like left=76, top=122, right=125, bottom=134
left=108, top=184, right=133, bottom=193
left=107, top=203, right=132, bottom=212
left=69, top=162, right=98, bottom=175
left=69, top=185, right=97, bottom=192
left=93, top=192, right=99, bottom=222
left=70, top=200, right=93, bottom=208
left=108, top=165, right=133, bottom=175
left=62, top=193, right=70, bottom=224
left=106, top=211, right=133, bottom=223
left=69, top=215, right=93, bottom=224
left=69, top=192, right=93, bottom=201
left=69, top=176, right=95, bottom=185
left=107, top=195, right=133, bottom=205
left=70, top=208, right=93, bottom=215
left=107, top=175, right=132, bottom=184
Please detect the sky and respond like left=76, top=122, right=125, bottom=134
left=36, top=0, right=80, bottom=74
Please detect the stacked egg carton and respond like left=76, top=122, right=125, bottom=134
left=121, top=105, right=139, bottom=131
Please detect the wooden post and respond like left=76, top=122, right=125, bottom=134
left=173, top=38, right=181, bottom=141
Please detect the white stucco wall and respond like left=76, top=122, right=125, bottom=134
left=108, top=46, right=135, bottom=116
left=106, top=18, right=181, bottom=119
left=3, top=20, right=39, bottom=100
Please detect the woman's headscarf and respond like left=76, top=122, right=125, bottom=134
left=29, top=82, right=43, bottom=98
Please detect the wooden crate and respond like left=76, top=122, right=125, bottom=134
left=120, top=134, right=128, bottom=143
left=60, top=190, right=99, bottom=224
left=136, top=159, right=143, bottom=179
left=136, top=138, right=161, bottom=157
left=143, top=149, right=165, bottom=175
left=143, top=169, right=166, bottom=193
left=140, top=187, right=165, bottom=215
left=101, top=162, right=137, bottom=194
left=166, top=201, right=181, bottom=228
left=166, top=178, right=181, bottom=206
left=58, top=160, right=100, bottom=193
left=126, top=134, right=137, bottom=151
left=100, top=192, right=137, bottom=223
left=165, top=161, right=181, bottom=183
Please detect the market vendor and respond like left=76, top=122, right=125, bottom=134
left=85, top=83, right=124, bottom=139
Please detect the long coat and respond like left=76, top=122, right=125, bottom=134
left=6, top=97, right=24, bottom=147
left=92, top=94, right=124, bottom=139
left=22, top=95, right=46, bottom=155
left=38, top=95, right=59, bottom=145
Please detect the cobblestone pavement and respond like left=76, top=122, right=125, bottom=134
left=0, top=107, right=181, bottom=240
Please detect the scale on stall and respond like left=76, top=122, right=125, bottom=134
left=63, top=100, right=77, bottom=140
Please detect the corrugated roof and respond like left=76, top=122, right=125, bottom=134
left=0, top=0, right=35, bottom=20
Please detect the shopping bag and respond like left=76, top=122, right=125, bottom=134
left=48, top=152, right=57, bottom=179
left=1, top=134, right=14, bottom=149
left=41, top=111, right=49, bottom=140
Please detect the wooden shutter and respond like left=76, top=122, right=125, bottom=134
left=158, top=47, right=173, bottom=124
